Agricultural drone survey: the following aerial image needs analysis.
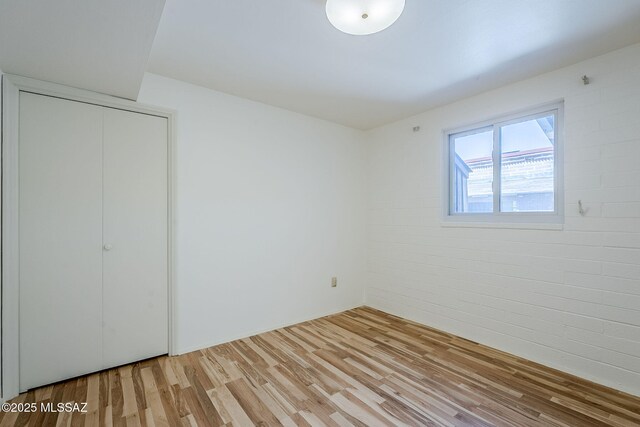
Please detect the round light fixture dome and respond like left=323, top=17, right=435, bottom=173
left=326, top=0, right=405, bottom=35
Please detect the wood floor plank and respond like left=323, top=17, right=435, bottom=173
left=6, top=307, right=640, bottom=426
left=209, top=385, right=255, bottom=427
left=225, top=379, right=282, bottom=426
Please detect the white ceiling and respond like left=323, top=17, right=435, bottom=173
left=0, top=0, right=165, bottom=100
left=2, top=1, right=640, bottom=129
left=148, top=0, right=640, bottom=129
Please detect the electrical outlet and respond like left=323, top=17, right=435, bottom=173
left=331, top=277, right=337, bottom=287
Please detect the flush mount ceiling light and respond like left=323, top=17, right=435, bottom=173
left=326, top=0, right=405, bottom=35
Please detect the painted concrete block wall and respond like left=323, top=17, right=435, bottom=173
left=138, top=73, right=367, bottom=353
left=365, top=43, right=640, bottom=396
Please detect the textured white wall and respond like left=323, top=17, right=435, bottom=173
left=138, top=73, right=367, bottom=353
left=365, top=43, right=640, bottom=396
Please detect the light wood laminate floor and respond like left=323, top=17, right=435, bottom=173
left=2, top=307, right=640, bottom=426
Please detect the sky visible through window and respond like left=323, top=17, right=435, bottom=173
left=452, top=115, right=555, bottom=213
left=455, top=120, right=553, bottom=161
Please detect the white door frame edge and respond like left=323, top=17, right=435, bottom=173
left=1, top=74, right=179, bottom=401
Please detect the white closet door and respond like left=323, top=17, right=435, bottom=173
left=19, top=93, right=104, bottom=391
left=102, top=108, right=168, bottom=368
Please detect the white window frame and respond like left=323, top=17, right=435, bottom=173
left=442, top=101, right=564, bottom=226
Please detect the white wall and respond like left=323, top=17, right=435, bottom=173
left=138, top=73, right=367, bottom=353
left=0, top=69, right=3, bottom=399
left=366, top=43, right=640, bottom=396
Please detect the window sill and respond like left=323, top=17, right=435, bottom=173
left=440, top=221, right=563, bottom=231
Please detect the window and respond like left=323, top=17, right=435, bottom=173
left=446, top=103, right=563, bottom=223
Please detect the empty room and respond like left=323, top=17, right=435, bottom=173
left=1, top=0, right=640, bottom=426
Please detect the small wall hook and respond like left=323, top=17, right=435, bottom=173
left=578, top=200, right=588, bottom=216
left=581, top=75, right=590, bottom=85
left=413, top=126, right=420, bottom=132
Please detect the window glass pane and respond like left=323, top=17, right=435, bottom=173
left=451, top=129, right=493, bottom=213
left=500, top=115, right=555, bottom=212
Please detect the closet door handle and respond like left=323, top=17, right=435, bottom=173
left=103, top=244, right=113, bottom=251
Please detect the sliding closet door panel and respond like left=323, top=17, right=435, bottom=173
left=19, top=93, right=104, bottom=391
left=102, top=109, right=168, bottom=368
